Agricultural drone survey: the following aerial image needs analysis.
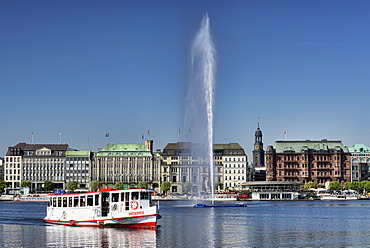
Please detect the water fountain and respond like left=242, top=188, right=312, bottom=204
left=186, top=14, right=247, bottom=208
left=185, top=13, right=216, bottom=205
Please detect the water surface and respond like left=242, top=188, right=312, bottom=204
left=1, top=200, right=370, bottom=247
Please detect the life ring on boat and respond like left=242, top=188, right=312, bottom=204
left=131, top=200, right=139, bottom=210
left=112, top=204, right=117, bottom=211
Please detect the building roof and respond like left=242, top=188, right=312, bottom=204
left=272, top=139, right=349, bottom=153
left=66, top=151, right=92, bottom=157
left=162, top=142, right=246, bottom=156
left=348, top=144, right=370, bottom=153
left=95, top=143, right=152, bottom=157
left=5, top=143, right=26, bottom=156
left=23, top=144, right=69, bottom=151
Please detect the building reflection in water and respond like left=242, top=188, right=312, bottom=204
left=45, top=225, right=157, bottom=247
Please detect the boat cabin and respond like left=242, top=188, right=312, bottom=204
left=48, top=188, right=154, bottom=217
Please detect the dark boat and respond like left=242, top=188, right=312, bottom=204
left=193, top=203, right=247, bottom=208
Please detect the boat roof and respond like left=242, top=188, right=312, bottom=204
left=48, top=188, right=154, bottom=197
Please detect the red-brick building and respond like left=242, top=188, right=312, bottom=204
left=266, top=140, right=351, bottom=187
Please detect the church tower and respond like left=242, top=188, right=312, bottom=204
left=253, top=122, right=265, bottom=167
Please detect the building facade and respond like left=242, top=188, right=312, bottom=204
left=22, top=144, right=69, bottom=191
left=91, top=140, right=160, bottom=191
left=4, top=143, right=25, bottom=189
left=0, top=157, right=3, bottom=181
left=348, top=144, right=370, bottom=182
left=216, top=143, right=248, bottom=190
left=65, top=151, right=93, bottom=190
left=266, top=140, right=351, bottom=187
left=161, top=142, right=248, bottom=194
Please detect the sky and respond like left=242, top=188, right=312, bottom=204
left=1, top=0, right=370, bottom=159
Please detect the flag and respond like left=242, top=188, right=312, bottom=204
left=147, top=129, right=150, bottom=135
left=284, top=130, right=287, bottom=135
left=32, top=132, right=34, bottom=135
left=142, top=134, right=144, bottom=140
left=189, top=128, right=192, bottom=133
left=105, top=133, right=109, bottom=137
left=178, top=128, right=181, bottom=134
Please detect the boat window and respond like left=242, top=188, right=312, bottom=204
left=74, top=196, right=79, bottom=207
left=80, top=196, right=86, bottom=207
left=132, top=192, right=139, bottom=200
left=63, top=197, right=67, bottom=207
left=57, top=197, right=61, bottom=207
left=87, top=195, right=93, bottom=206
left=140, top=192, right=149, bottom=200
left=68, top=197, right=72, bottom=207
left=94, top=194, right=99, bottom=206
left=121, top=193, right=125, bottom=201
left=112, top=193, right=119, bottom=202
left=52, top=197, right=56, bottom=207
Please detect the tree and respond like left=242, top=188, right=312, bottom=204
left=115, top=182, right=124, bottom=189
left=161, top=182, right=171, bottom=195
left=351, top=181, right=360, bottom=190
left=215, top=182, right=224, bottom=191
left=137, top=181, right=149, bottom=189
left=183, top=181, right=192, bottom=194
left=0, top=181, right=8, bottom=193
left=21, top=181, right=31, bottom=188
left=344, top=182, right=352, bottom=190
left=67, top=181, right=79, bottom=192
left=44, top=181, right=54, bottom=192
left=329, top=181, right=341, bottom=191
left=90, top=181, right=101, bottom=192
left=303, top=182, right=317, bottom=190
left=359, top=181, right=370, bottom=193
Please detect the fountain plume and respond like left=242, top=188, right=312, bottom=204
left=185, top=13, right=217, bottom=203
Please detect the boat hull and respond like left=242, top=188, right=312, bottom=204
left=43, top=214, right=158, bottom=228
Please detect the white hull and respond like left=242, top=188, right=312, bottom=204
left=321, top=195, right=359, bottom=200
left=194, top=194, right=238, bottom=201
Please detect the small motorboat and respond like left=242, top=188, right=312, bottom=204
left=193, top=203, right=247, bottom=208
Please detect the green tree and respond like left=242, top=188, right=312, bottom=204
left=215, top=182, right=224, bottom=191
left=364, top=181, right=370, bottom=192
left=359, top=181, right=370, bottom=193
left=182, top=181, right=192, bottom=194
left=137, top=181, right=149, bottom=189
left=44, top=181, right=54, bottom=192
left=67, top=181, right=79, bottom=192
left=21, top=181, right=31, bottom=188
left=344, top=182, right=352, bottom=190
left=161, top=182, right=171, bottom=195
left=329, top=181, right=341, bottom=191
left=0, top=181, right=8, bottom=193
left=90, top=181, right=101, bottom=192
left=303, top=182, right=317, bottom=190
left=351, top=181, right=360, bottom=190
left=115, top=182, right=124, bottom=189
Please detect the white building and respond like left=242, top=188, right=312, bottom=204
left=161, top=142, right=248, bottom=194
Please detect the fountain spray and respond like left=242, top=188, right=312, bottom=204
left=186, top=13, right=217, bottom=204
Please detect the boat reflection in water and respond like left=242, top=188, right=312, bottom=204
left=45, top=224, right=157, bottom=247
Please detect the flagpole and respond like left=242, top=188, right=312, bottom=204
left=59, top=132, right=62, bottom=144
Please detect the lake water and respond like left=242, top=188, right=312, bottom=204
left=1, top=200, right=370, bottom=247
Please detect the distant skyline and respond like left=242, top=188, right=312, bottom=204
left=1, top=1, right=370, bottom=159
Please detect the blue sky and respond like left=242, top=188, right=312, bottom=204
left=1, top=1, right=370, bottom=159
